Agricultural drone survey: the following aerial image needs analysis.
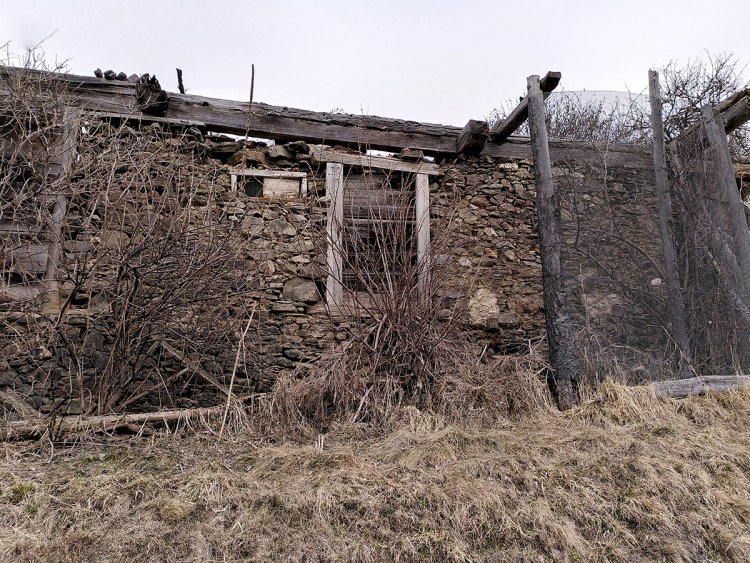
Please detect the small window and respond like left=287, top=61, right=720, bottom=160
left=230, top=169, right=308, bottom=198
left=243, top=178, right=263, bottom=197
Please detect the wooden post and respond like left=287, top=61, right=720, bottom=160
left=415, top=173, right=431, bottom=302
left=325, top=163, right=344, bottom=306
left=526, top=75, right=580, bottom=410
left=41, top=109, right=78, bottom=314
left=649, top=70, right=693, bottom=377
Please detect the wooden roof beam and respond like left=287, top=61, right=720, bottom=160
left=0, top=66, right=656, bottom=166
left=456, top=119, right=490, bottom=155
left=490, top=71, right=561, bottom=142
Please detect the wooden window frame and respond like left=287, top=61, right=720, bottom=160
left=312, top=149, right=439, bottom=308
left=230, top=169, right=308, bottom=198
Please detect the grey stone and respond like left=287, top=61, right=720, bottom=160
left=276, top=357, right=295, bottom=368
left=399, top=148, right=424, bottom=161
left=227, top=149, right=267, bottom=166
left=210, top=142, right=240, bottom=158
left=271, top=301, right=298, bottom=313
left=284, top=348, right=304, bottom=360
left=83, top=330, right=105, bottom=354
left=283, top=278, right=320, bottom=303
left=266, top=220, right=297, bottom=236
left=267, top=145, right=293, bottom=159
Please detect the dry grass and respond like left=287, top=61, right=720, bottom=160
left=3, top=376, right=750, bottom=562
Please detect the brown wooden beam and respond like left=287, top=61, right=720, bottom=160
left=722, top=95, right=750, bottom=134
left=652, top=374, right=750, bottom=398
left=456, top=119, right=490, bottom=155
left=0, top=66, right=656, bottom=167
left=490, top=71, right=561, bottom=142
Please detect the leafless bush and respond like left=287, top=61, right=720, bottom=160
left=272, top=167, right=549, bottom=427
left=634, top=53, right=749, bottom=155
left=487, top=53, right=749, bottom=156
left=487, top=91, right=647, bottom=145
left=2, top=61, right=263, bottom=416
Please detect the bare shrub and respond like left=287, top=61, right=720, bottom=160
left=487, top=53, right=749, bottom=156
left=2, top=60, right=263, bottom=416
left=272, top=167, right=550, bottom=427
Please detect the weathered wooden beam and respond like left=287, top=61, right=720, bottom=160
left=325, top=163, right=344, bottom=306
left=722, top=95, right=750, bottom=134
left=415, top=173, right=431, bottom=302
left=652, top=375, right=750, bottom=399
left=671, top=89, right=750, bottom=145
left=490, top=71, right=561, bottom=142
left=649, top=70, right=692, bottom=377
left=0, top=65, right=657, bottom=167
left=0, top=406, right=221, bottom=440
left=527, top=74, right=579, bottom=411
left=311, top=146, right=440, bottom=175
left=456, top=119, right=489, bottom=155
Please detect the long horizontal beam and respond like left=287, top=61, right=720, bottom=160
left=0, top=65, right=652, bottom=167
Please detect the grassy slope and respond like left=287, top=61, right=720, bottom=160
left=2, top=384, right=750, bottom=562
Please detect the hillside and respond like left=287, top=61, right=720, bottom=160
left=2, top=382, right=750, bottom=562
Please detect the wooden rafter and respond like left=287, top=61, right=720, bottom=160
left=490, top=71, right=561, bottom=142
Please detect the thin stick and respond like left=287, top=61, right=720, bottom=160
left=176, top=68, right=185, bottom=94
left=218, top=303, right=256, bottom=442
left=242, top=64, right=255, bottom=169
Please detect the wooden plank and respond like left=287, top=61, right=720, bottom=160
left=527, top=74, right=579, bottom=411
left=456, top=119, right=489, bottom=155
left=490, top=71, right=562, bottom=141
left=3, top=243, right=49, bottom=274
left=325, top=163, right=344, bottom=306
left=722, top=95, right=750, bottom=134
left=0, top=221, right=40, bottom=236
left=95, top=111, right=206, bottom=131
left=0, top=283, right=45, bottom=301
left=311, top=147, right=440, bottom=175
left=0, top=65, right=654, bottom=165
left=415, top=173, right=431, bottom=301
left=653, top=375, right=750, bottom=399
left=649, top=70, right=692, bottom=376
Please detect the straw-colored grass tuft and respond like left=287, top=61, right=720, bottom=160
left=3, top=370, right=750, bottom=562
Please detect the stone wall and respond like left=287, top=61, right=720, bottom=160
left=2, top=115, right=666, bottom=415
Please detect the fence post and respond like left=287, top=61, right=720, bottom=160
left=526, top=75, right=580, bottom=410
left=649, top=70, right=693, bottom=377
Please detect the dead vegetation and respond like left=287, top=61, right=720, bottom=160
left=3, top=377, right=750, bottom=562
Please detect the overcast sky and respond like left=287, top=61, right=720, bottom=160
left=2, top=0, right=748, bottom=127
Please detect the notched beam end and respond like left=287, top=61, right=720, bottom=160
left=456, top=119, right=489, bottom=155
left=723, top=95, right=750, bottom=134
left=540, top=71, right=562, bottom=93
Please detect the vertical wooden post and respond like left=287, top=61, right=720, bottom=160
left=526, top=75, right=580, bottom=410
left=326, top=163, right=344, bottom=306
left=42, top=109, right=78, bottom=314
left=415, top=173, right=431, bottom=302
left=649, top=70, right=693, bottom=377
left=701, top=105, right=750, bottom=281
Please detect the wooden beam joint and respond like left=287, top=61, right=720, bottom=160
left=456, top=119, right=489, bottom=155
